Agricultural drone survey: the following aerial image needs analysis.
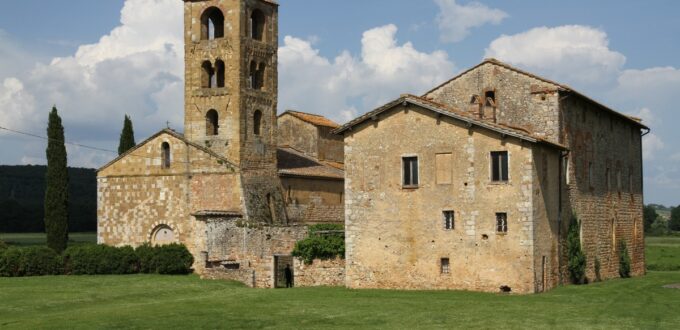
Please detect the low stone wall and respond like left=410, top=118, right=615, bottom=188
left=201, top=268, right=256, bottom=287
left=293, top=258, right=345, bottom=287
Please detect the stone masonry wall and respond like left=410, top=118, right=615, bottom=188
left=294, top=258, right=345, bottom=287
left=281, top=177, right=344, bottom=224
left=344, top=104, right=543, bottom=293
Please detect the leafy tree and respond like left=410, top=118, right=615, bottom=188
left=44, top=107, right=69, bottom=253
left=670, top=206, right=680, bottom=232
left=292, top=224, right=344, bottom=264
left=117, top=115, right=136, bottom=155
left=618, top=240, right=631, bottom=278
left=643, top=205, right=659, bottom=232
left=567, top=214, right=587, bottom=284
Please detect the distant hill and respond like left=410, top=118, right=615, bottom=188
left=0, top=165, right=96, bottom=233
left=649, top=204, right=673, bottom=221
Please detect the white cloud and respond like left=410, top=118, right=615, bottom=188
left=279, top=24, right=455, bottom=123
left=643, top=133, right=664, bottom=160
left=0, top=0, right=184, bottom=167
left=632, top=107, right=656, bottom=127
left=485, top=25, right=626, bottom=86
left=435, top=0, right=507, bottom=43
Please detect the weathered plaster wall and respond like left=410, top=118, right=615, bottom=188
left=281, top=177, right=344, bottom=224
left=317, top=126, right=344, bottom=163
left=344, top=104, right=542, bottom=293
left=278, top=115, right=319, bottom=157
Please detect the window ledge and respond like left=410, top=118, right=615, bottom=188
left=496, top=232, right=508, bottom=236
left=402, top=185, right=419, bottom=190
left=488, top=181, right=510, bottom=185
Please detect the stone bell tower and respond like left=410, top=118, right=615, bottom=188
left=182, top=0, right=279, bottom=170
left=183, top=0, right=285, bottom=224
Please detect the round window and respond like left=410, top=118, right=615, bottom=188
left=152, top=225, right=176, bottom=245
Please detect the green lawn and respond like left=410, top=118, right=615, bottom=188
left=0, top=232, right=96, bottom=246
left=646, top=236, right=680, bottom=271
left=0, top=235, right=678, bottom=329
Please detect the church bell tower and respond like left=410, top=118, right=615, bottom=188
left=182, top=0, right=279, bottom=170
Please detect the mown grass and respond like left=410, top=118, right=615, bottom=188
left=0, top=272, right=678, bottom=329
left=646, top=236, right=680, bottom=271
left=0, top=232, right=96, bottom=246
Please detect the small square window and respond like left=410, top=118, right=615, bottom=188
left=443, top=211, right=455, bottom=230
left=496, top=213, right=508, bottom=233
left=402, top=156, right=419, bottom=187
left=491, top=151, right=509, bottom=182
left=440, top=258, right=450, bottom=274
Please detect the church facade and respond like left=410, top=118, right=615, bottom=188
left=97, top=0, right=343, bottom=288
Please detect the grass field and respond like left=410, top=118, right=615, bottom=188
left=0, top=232, right=96, bottom=246
left=0, top=234, right=679, bottom=329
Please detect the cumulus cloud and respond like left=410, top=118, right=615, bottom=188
left=485, top=25, right=626, bottom=86
left=643, top=133, right=664, bottom=160
left=435, top=0, right=507, bottom=43
left=279, top=24, right=455, bottom=123
left=0, top=0, right=184, bottom=167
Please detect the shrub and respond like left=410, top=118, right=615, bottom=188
left=136, top=243, right=156, bottom=274
left=22, top=246, right=63, bottom=276
left=594, top=257, right=602, bottom=282
left=0, top=240, right=7, bottom=251
left=567, top=215, right=587, bottom=284
left=292, top=225, right=345, bottom=264
left=0, top=248, right=24, bottom=277
left=151, top=244, right=194, bottom=275
left=64, top=244, right=139, bottom=275
left=619, top=240, right=631, bottom=278
left=649, top=218, right=669, bottom=236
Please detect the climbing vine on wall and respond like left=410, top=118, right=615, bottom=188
left=292, top=224, right=344, bottom=264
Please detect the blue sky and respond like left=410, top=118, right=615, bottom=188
left=0, top=0, right=679, bottom=205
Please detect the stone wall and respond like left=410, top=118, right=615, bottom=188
left=278, top=115, right=319, bottom=158
left=344, top=103, right=554, bottom=293
left=202, top=268, right=256, bottom=287
left=294, top=258, right=345, bottom=287
left=281, top=177, right=344, bottom=224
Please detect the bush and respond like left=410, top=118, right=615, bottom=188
left=136, top=243, right=156, bottom=274
left=64, top=244, right=139, bottom=275
left=0, top=240, right=7, bottom=251
left=151, top=244, right=194, bottom=275
left=292, top=225, right=345, bottom=264
left=0, top=248, right=24, bottom=277
left=22, top=246, right=63, bottom=276
left=594, top=257, right=602, bottom=282
left=649, top=218, right=669, bottom=236
left=567, top=215, right=587, bottom=284
left=619, top=240, right=631, bottom=278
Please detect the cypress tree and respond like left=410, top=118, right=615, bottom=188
left=45, top=106, right=69, bottom=253
left=118, top=114, right=136, bottom=155
left=567, top=214, right=587, bottom=284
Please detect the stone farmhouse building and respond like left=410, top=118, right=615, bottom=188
left=97, top=0, right=648, bottom=292
left=336, top=59, right=648, bottom=293
left=97, top=0, right=344, bottom=288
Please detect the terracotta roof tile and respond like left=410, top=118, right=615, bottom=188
left=277, top=147, right=344, bottom=180
left=280, top=110, right=340, bottom=128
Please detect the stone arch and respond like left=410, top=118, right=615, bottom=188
left=206, top=109, right=219, bottom=136
left=201, top=7, right=225, bottom=40
left=151, top=224, right=176, bottom=245
left=250, top=9, right=265, bottom=41
left=215, top=59, right=225, bottom=88
left=202, top=61, right=215, bottom=88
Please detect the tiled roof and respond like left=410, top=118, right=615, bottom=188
left=424, top=58, right=648, bottom=129
left=279, top=110, right=340, bottom=128
left=277, top=147, right=344, bottom=180
left=192, top=210, right=243, bottom=217
left=333, top=94, right=567, bottom=151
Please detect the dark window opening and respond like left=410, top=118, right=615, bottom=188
left=201, top=7, right=224, bottom=40
left=440, top=258, right=450, bottom=274
left=202, top=61, right=215, bottom=88
left=491, top=151, right=508, bottom=182
left=250, top=9, right=265, bottom=41
left=485, top=90, right=496, bottom=107
left=249, top=61, right=265, bottom=90
left=161, top=142, right=171, bottom=169
left=253, top=110, right=263, bottom=136
left=496, top=213, right=508, bottom=233
left=206, top=110, right=219, bottom=136
left=443, top=211, right=455, bottom=230
left=402, top=156, right=419, bottom=187
left=215, top=60, right=225, bottom=88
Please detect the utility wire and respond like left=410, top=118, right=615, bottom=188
left=0, top=125, right=190, bottom=164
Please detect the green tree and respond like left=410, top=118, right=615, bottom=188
left=567, top=214, right=587, bottom=284
left=44, top=107, right=69, bottom=253
left=643, top=205, right=659, bottom=232
left=670, top=206, right=680, bottom=232
left=117, top=114, right=136, bottom=155
left=618, top=240, right=631, bottom=278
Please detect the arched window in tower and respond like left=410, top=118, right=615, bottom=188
left=256, top=62, right=266, bottom=90
left=215, top=60, right=225, bottom=88
left=201, top=7, right=224, bottom=40
left=206, top=110, right=219, bottom=136
left=161, top=142, right=171, bottom=169
left=253, top=110, right=263, bottom=136
left=202, top=61, right=215, bottom=88
left=248, top=61, right=257, bottom=89
left=250, top=9, right=265, bottom=41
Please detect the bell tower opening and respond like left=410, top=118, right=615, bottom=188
left=201, top=7, right=224, bottom=40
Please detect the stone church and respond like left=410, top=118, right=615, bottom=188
left=98, top=0, right=647, bottom=293
left=97, top=0, right=344, bottom=288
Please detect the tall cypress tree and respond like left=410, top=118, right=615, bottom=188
left=118, top=114, right=136, bottom=155
left=45, top=106, right=69, bottom=253
left=567, top=214, right=587, bottom=284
